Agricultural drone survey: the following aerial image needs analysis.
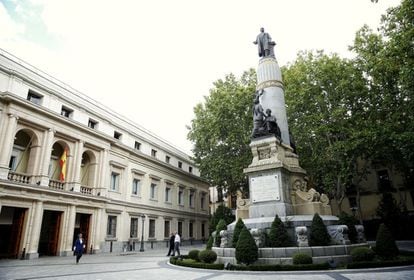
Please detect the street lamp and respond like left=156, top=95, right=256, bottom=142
left=140, top=214, right=145, bottom=252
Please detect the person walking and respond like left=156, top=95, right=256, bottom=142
left=166, top=232, right=175, bottom=256
left=73, top=233, right=86, bottom=264
left=172, top=231, right=181, bottom=256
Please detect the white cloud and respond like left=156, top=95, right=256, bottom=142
left=0, top=2, right=25, bottom=38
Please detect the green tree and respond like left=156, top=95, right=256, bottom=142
left=215, top=219, right=227, bottom=247
left=268, top=215, right=290, bottom=247
left=235, top=226, right=258, bottom=265
left=188, top=70, right=256, bottom=197
left=376, top=192, right=401, bottom=238
left=309, top=213, right=331, bottom=246
left=209, top=204, right=235, bottom=234
left=231, top=218, right=245, bottom=248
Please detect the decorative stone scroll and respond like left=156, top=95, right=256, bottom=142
left=327, top=225, right=350, bottom=245
left=295, top=226, right=309, bottom=247
left=355, top=225, right=366, bottom=243
left=250, top=228, right=264, bottom=248
left=219, top=230, right=229, bottom=248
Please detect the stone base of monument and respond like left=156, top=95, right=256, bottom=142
left=213, top=243, right=369, bottom=266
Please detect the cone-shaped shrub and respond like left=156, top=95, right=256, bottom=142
left=268, top=215, right=290, bottom=247
left=215, top=219, right=227, bottom=247
left=232, top=218, right=245, bottom=248
left=338, top=212, right=358, bottom=244
left=375, top=223, right=399, bottom=260
left=206, top=235, right=214, bottom=250
left=235, top=226, right=258, bottom=265
left=309, top=213, right=331, bottom=246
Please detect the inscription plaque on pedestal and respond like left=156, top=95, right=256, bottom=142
left=250, top=174, right=280, bottom=203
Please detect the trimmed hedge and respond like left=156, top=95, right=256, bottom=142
left=309, top=213, right=331, bottom=246
left=350, top=247, right=375, bottom=262
left=188, top=249, right=200, bottom=261
left=235, top=226, right=258, bottom=265
left=346, top=257, right=414, bottom=269
left=215, top=219, right=227, bottom=247
left=198, top=249, right=217, bottom=263
left=268, top=215, right=291, bottom=247
left=170, top=257, right=224, bottom=270
left=375, top=223, right=399, bottom=260
left=232, top=218, right=245, bottom=248
left=206, top=235, right=214, bottom=250
left=292, top=253, right=313, bottom=265
left=227, top=262, right=330, bottom=271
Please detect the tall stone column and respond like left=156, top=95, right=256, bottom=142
left=97, top=149, right=108, bottom=196
left=64, top=204, right=76, bottom=255
left=27, top=200, right=44, bottom=259
left=0, top=114, right=18, bottom=179
left=93, top=208, right=103, bottom=253
left=39, top=129, right=55, bottom=186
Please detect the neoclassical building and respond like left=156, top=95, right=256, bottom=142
left=0, top=49, right=210, bottom=259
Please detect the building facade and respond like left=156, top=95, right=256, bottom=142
left=0, top=49, right=210, bottom=259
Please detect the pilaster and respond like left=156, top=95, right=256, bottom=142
left=0, top=114, right=18, bottom=179
left=26, top=200, right=43, bottom=259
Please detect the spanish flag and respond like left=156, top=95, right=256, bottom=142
left=59, top=147, right=68, bottom=181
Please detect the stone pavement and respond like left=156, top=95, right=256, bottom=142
left=0, top=244, right=413, bottom=280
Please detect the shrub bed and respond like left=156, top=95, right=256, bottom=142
left=227, top=263, right=330, bottom=271
left=171, top=258, right=224, bottom=270
left=347, top=257, right=414, bottom=269
left=292, top=253, right=313, bottom=265
left=350, top=247, right=375, bottom=262
left=198, top=249, right=217, bottom=263
left=188, top=249, right=200, bottom=261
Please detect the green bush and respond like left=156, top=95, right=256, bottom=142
left=292, top=253, right=313, bottom=265
left=215, top=219, right=227, bottom=247
left=206, top=235, right=214, bottom=250
left=235, top=226, right=258, bottom=265
left=309, top=213, right=331, bottom=246
left=338, top=212, right=358, bottom=243
left=268, top=215, right=291, bottom=247
left=375, top=223, right=399, bottom=260
left=232, top=218, right=245, bottom=248
left=172, top=259, right=224, bottom=270
left=188, top=249, right=200, bottom=261
left=350, top=247, right=375, bottom=262
left=226, top=262, right=330, bottom=271
left=346, top=258, right=414, bottom=269
left=198, top=249, right=217, bottom=263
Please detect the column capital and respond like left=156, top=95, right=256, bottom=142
left=7, top=113, right=19, bottom=120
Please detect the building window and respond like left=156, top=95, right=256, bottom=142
left=114, top=131, right=122, bottom=140
left=189, top=166, right=193, bottom=173
left=110, top=172, right=119, bottom=191
left=201, top=223, right=205, bottom=238
left=149, top=219, right=155, bottom=238
left=130, top=218, right=138, bottom=238
left=27, top=90, right=42, bottom=105
left=151, top=149, right=157, bottom=157
left=165, top=155, right=170, bottom=163
left=165, top=186, right=171, bottom=202
left=178, top=188, right=184, bottom=205
left=164, top=220, right=170, bottom=238
left=150, top=183, right=157, bottom=200
left=201, top=193, right=206, bottom=209
left=189, top=222, right=193, bottom=238
left=88, top=119, right=98, bottom=129
left=178, top=161, right=182, bottom=169
left=132, top=178, right=140, bottom=195
left=107, top=216, right=117, bottom=237
left=189, top=191, right=194, bottom=208
left=134, top=141, right=141, bottom=150
left=61, top=106, right=73, bottom=118
left=377, top=169, right=392, bottom=191
left=178, top=221, right=182, bottom=237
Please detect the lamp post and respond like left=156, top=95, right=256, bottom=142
left=140, top=214, right=145, bottom=252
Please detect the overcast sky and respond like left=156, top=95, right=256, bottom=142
left=0, top=0, right=401, bottom=154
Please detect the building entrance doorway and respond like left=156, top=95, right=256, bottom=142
left=38, top=210, right=62, bottom=256
left=0, top=206, right=27, bottom=259
left=73, top=213, right=91, bottom=253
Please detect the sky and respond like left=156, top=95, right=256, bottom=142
left=0, top=0, right=401, bottom=155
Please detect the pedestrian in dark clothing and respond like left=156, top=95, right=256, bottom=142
left=73, top=233, right=86, bottom=264
left=166, top=232, right=175, bottom=256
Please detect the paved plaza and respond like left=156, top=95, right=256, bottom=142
left=1, top=244, right=414, bottom=280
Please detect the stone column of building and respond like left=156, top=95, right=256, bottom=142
left=63, top=204, right=76, bottom=255
left=71, top=140, right=84, bottom=192
left=92, top=208, right=104, bottom=253
left=27, top=200, right=43, bottom=259
left=0, top=114, right=18, bottom=179
left=38, top=128, right=55, bottom=186
left=97, top=149, right=108, bottom=196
